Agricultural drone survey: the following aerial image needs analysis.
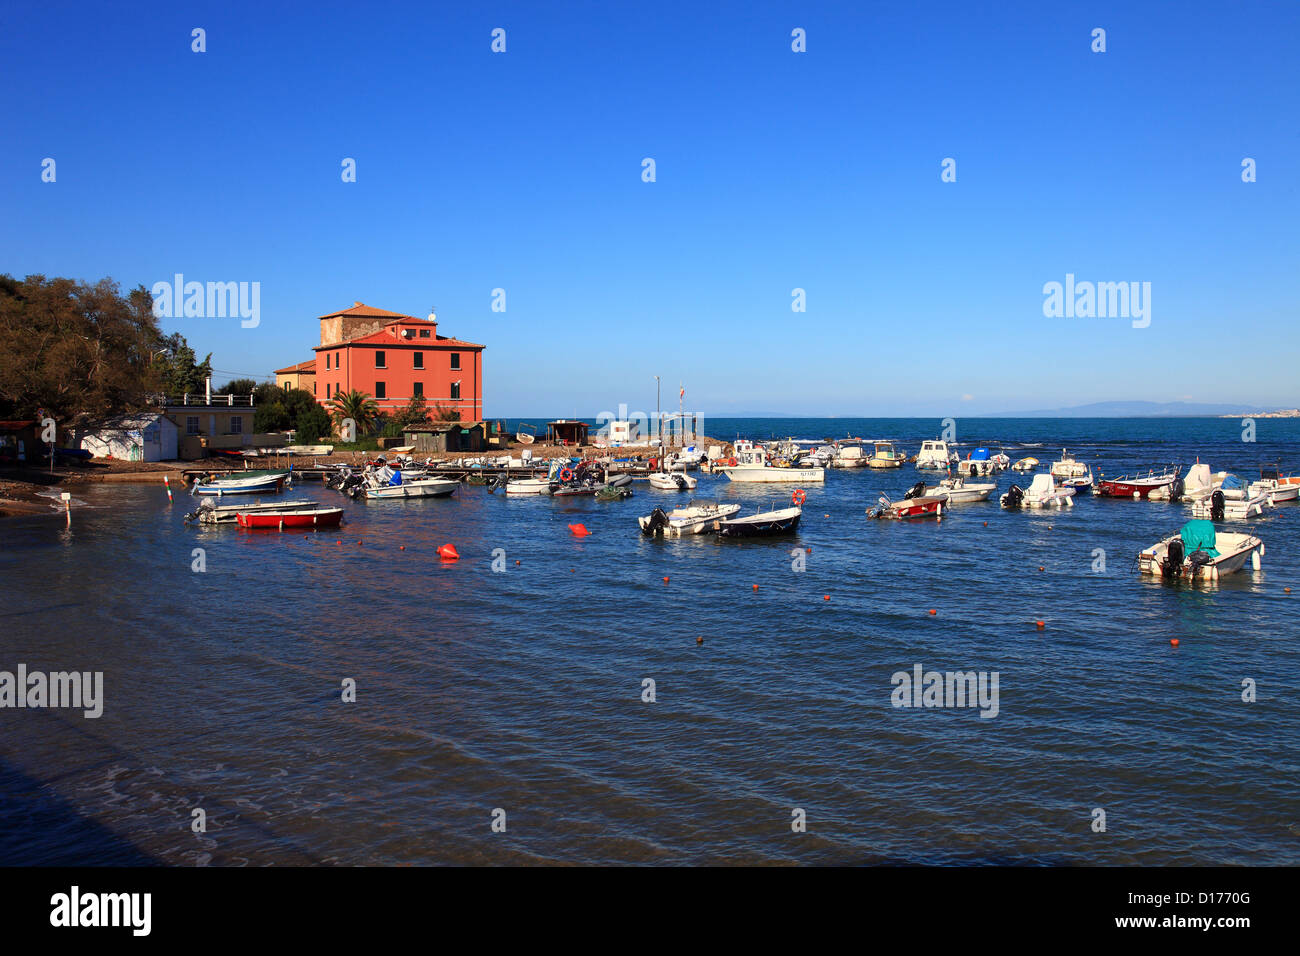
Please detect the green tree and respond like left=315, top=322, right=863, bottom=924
left=153, top=331, right=212, bottom=397
left=213, top=377, right=259, bottom=397
left=432, top=402, right=461, bottom=422
left=294, top=404, right=333, bottom=445
left=254, top=387, right=318, bottom=432
left=328, top=389, right=379, bottom=435
left=0, top=273, right=163, bottom=423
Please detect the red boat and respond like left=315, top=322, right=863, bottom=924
left=867, top=490, right=945, bottom=520
left=236, top=507, right=344, bottom=529
left=1096, top=468, right=1180, bottom=499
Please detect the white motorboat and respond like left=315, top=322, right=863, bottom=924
left=1001, top=473, right=1075, bottom=509
left=721, top=440, right=825, bottom=483
left=502, top=477, right=553, bottom=496
left=638, top=500, right=742, bottom=536
left=915, top=440, right=956, bottom=471
left=927, top=475, right=996, bottom=504
left=1250, top=478, right=1299, bottom=503
left=649, top=471, right=698, bottom=491
left=364, top=478, right=458, bottom=500
left=715, top=504, right=802, bottom=537
left=191, top=472, right=289, bottom=496
left=1138, top=521, right=1263, bottom=581
left=1190, top=489, right=1270, bottom=521
left=1050, top=449, right=1094, bottom=492
left=955, top=448, right=998, bottom=477
left=829, top=443, right=868, bottom=469
left=1155, top=462, right=1215, bottom=502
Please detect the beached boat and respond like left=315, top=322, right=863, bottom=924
left=721, top=440, right=825, bottom=483
left=1011, top=457, right=1038, bottom=473
left=516, top=423, right=536, bottom=445
left=283, top=444, right=334, bottom=456
left=191, top=472, right=289, bottom=496
left=715, top=504, right=802, bottom=537
left=1096, top=467, right=1180, bottom=499
left=867, top=441, right=905, bottom=469
left=649, top=471, right=698, bottom=491
left=639, top=500, right=742, bottom=536
left=1050, top=449, right=1094, bottom=492
left=236, top=507, right=344, bottom=530
left=185, top=498, right=319, bottom=524
left=915, top=440, right=956, bottom=471
left=1001, top=474, right=1075, bottom=509
left=927, top=475, right=996, bottom=504
left=1137, top=520, right=1263, bottom=581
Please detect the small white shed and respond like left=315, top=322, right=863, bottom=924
left=77, top=413, right=179, bottom=462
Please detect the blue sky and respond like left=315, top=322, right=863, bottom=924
left=3, top=0, right=1297, bottom=417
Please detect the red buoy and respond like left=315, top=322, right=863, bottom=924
left=437, top=544, right=460, bottom=561
left=568, top=523, right=590, bottom=537
left=1170, top=638, right=1180, bottom=647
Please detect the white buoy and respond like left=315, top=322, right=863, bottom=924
left=1252, top=550, right=1261, bottom=571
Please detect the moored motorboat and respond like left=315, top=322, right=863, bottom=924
left=829, top=442, right=868, bottom=469
left=867, top=440, right=905, bottom=469
left=185, top=498, right=319, bottom=524
left=191, top=472, right=289, bottom=496
left=1011, top=457, right=1038, bottom=473
left=649, top=471, right=698, bottom=491
left=639, top=500, right=743, bottom=535
left=915, top=440, right=956, bottom=471
left=927, top=475, right=996, bottom=504
left=867, top=482, right=945, bottom=519
left=1050, top=449, right=1094, bottom=493
left=364, top=478, right=458, bottom=499
left=715, top=500, right=802, bottom=537
left=1189, top=488, right=1270, bottom=521
left=721, top=440, right=825, bottom=483
left=235, top=507, right=344, bottom=530
left=1096, top=467, right=1180, bottom=499
left=1002, top=474, right=1074, bottom=509
left=955, top=448, right=997, bottom=477
left=1137, top=520, right=1263, bottom=581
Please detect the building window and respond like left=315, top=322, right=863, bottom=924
left=313, top=381, right=317, bottom=396
left=413, top=351, right=424, bottom=369
left=418, top=329, right=431, bottom=338
left=450, top=382, right=460, bottom=400
left=230, top=416, right=243, bottom=435
left=450, top=352, right=461, bottom=371
left=186, top=416, right=200, bottom=435
left=413, top=382, right=423, bottom=397
left=375, top=351, right=385, bottom=369
left=326, top=383, right=331, bottom=398
left=375, top=381, right=386, bottom=399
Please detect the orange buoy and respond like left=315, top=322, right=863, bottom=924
left=663, top=576, right=670, bottom=583
left=823, top=594, right=830, bottom=601
left=399, top=545, right=405, bottom=550
left=696, top=636, right=704, bottom=645
left=515, top=560, right=520, bottom=565
left=752, top=584, right=759, bottom=591
left=928, top=609, right=937, bottom=615
left=983, top=521, right=987, bottom=526
left=437, top=544, right=459, bottom=561
left=1038, top=566, right=1045, bottom=572
left=1035, top=620, right=1045, bottom=629
left=568, top=523, right=590, bottom=537
left=1170, top=638, right=1180, bottom=647
left=1286, top=587, right=1292, bottom=593
left=336, top=540, right=342, bottom=545
left=806, top=547, right=812, bottom=553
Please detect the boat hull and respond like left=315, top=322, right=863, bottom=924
left=1097, top=478, right=1175, bottom=499
left=236, top=508, right=343, bottom=529
left=723, top=466, right=825, bottom=483
left=364, top=479, right=458, bottom=499
left=716, top=508, right=802, bottom=537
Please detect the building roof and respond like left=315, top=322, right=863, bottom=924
left=318, top=301, right=423, bottom=321
left=274, top=359, right=317, bottom=374
left=315, top=324, right=484, bottom=350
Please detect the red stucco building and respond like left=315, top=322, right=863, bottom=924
left=308, top=302, right=484, bottom=421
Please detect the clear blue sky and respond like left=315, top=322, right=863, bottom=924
left=3, top=1, right=1297, bottom=417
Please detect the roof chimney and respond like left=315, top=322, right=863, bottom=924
left=354, top=301, right=363, bottom=307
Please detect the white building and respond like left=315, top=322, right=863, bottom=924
left=76, top=413, right=179, bottom=462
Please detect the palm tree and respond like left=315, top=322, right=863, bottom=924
left=328, top=389, right=379, bottom=436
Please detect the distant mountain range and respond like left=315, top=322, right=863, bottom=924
left=1001, top=401, right=1293, bottom=418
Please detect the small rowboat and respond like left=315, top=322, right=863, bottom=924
left=236, top=507, right=343, bottom=530
left=192, top=472, right=289, bottom=496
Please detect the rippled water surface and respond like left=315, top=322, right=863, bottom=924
left=2, top=418, right=1299, bottom=865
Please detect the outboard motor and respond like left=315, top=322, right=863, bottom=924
left=904, top=481, right=927, bottom=500
left=1210, top=490, right=1225, bottom=522
left=1001, top=484, right=1024, bottom=510
left=641, top=507, right=670, bottom=535
left=1169, top=477, right=1185, bottom=501
left=1187, top=549, right=1213, bottom=577
left=673, top=475, right=688, bottom=490
left=1162, top=538, right=1185, bottom=578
